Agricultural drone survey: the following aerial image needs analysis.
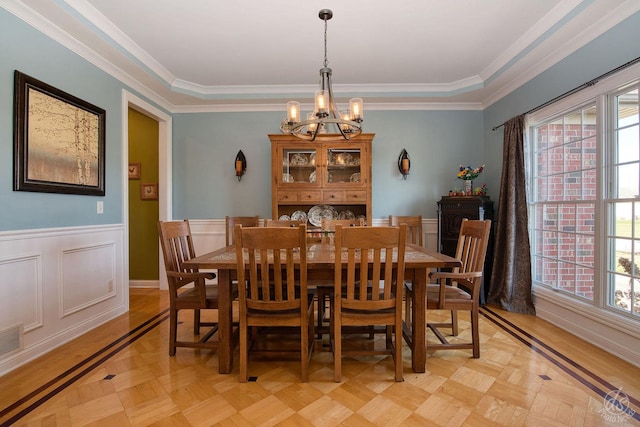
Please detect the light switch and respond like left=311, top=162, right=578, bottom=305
left=97, top=201, right=104, bottom=214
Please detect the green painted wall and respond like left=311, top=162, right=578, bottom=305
left=128, top=109, right=159, bottom=280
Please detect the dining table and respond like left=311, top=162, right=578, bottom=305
left=183, top=241, right=461, bottom=374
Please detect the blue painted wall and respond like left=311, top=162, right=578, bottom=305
left=0, top=8, right=124, bottom=230
left=172, top=110, right=484, bottom=220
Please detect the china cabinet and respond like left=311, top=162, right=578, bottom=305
left=270, top=133, right=373, bottom=226
left=437, top=195, right=494, bottom=301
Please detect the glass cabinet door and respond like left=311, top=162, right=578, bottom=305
left=281, top=147, right=318, bottom=185
left=325, top=145, right=363, bottom=185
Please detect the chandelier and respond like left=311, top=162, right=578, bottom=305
left=281, top=9, right=363, bottom=141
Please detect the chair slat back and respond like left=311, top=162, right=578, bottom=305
left=320, top=218, right=364, bottom=231
left=454, top=219, right=492, bottom=291
left=158, top=220, right=196, bottom=273
left=455, top=219, right=491, bottom=272
left=389, top=215, right=423, bottom=246
left=225, top=216, right=260, bottom=246
left=158, top=220, right=198, bottom=294
left=235, top=224, right=308, bottom=312
left=264, top=219, right=307, bottom=228
left=334, top=225, right=406, bottom=310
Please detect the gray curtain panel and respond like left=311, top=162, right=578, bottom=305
left=487, top=115, right=535, bottom=314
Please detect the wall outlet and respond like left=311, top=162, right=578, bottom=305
left=97, top=201, right=104, bottom=214
left=107, top=280, right=113, bottom=292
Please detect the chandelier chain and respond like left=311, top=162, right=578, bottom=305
left=323, top=17, right=328, bottom=68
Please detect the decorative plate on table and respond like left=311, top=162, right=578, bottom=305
left=291, top=210, right=308, bottom=222
left=338, top=210, right=355, bottom=220
left=289, top=153, right=308, bottom=166
left=308, top=205, right=338, bottom=227
left=350, top=173, right=361, bottom=183
left=282, top=173, right=294, bottom=183
left=279, top=214, right=291, bottom=220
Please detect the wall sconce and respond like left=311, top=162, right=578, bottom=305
left=398, top=149, right=410, bottom=180
left=235, top=150, right=246, bottom=181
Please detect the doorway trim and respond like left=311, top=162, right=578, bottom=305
left=122, top=90, right=172, bottom=291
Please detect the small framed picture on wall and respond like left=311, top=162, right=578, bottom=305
left=128, top=162, right=141, bottom=179
left=140, top=183, right=158, bottom=200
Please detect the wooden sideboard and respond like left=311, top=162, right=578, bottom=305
left=437, top=195, right=495, bottom=302
left=270, top=133, right=373, bottom=226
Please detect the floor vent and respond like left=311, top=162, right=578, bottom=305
left=0, top=324, right=23, bottom=357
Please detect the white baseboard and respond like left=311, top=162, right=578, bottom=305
left=129, top=280, right=159, bottom=289
left=533, top=286, right=640, bottom=368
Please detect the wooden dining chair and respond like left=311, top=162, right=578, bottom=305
left=158, top=220, right=233, bottom=356
left=405, top=219, right=491, bottom=358
left=389, top=215, right=423, bottom=326
left=234, top=224, right=314, bottom=382
left=389, top=215, right=423, bottom=246
left=332, top=224, right=406, bottom=382
left=264, top=219, right=307, bottom=227
left=225, top=215, right=260, bottom=246
left=316, top=218, right=365, bottom=337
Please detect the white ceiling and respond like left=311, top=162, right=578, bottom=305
left=6, top=0, right=640, bottom=111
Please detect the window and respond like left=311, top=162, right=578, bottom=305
left=529, top=77, right=640, bottom=319
left=607, top=87, right=640, bottom=316
left=530, top=104, right=597, bottom=301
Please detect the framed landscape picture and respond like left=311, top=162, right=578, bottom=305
left=13, top=70, right=106, bottom=196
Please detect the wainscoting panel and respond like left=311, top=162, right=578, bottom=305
left=60, top=242, right=117, bottom=317
left=190, top=220, right=226, bottom=255
left=0, top=254, right=43, bottom=333
left=0, top=225, right=126, bottom=375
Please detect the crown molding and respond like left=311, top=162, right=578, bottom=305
left=481, top=0, right=640, bottom=109
left=172, top=101, right=484, bottom=114
left=4, top=0, right=639, bottom=114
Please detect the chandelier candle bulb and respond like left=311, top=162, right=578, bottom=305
left=350, top=98, right=363, bottom=121
left=307, top=112, right=317, bottom=133
left=315, top=90, right=327, bottom=114
left=340, top=111, right=350, bottom=131
left=287, top=101, right=300, bottom=123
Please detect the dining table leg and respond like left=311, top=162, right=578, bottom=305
left=411, top=267, right=428, bottom=373
left=217, top=268, right=233, bottom=374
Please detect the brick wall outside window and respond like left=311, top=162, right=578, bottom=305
left=532, top=114, right=596, bottom=300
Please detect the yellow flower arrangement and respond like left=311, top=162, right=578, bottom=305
left=457, top=164, right=485, bottom=180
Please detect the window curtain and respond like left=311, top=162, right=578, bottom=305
left=487, top=114, right=536, bottom=314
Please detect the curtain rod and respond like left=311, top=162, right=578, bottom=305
left=491, top=55, right=640, bottom=131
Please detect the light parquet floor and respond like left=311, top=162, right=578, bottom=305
left=1, top=289, right=639, bottom=426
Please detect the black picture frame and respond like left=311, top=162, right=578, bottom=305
left=14, top=70, right=106, bottom=196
